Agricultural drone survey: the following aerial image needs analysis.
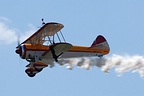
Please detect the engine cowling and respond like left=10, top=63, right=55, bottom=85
left=15, top=44, right=26, bottom=59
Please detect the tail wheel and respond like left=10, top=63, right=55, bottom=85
left=98, top=55, right=103, bottom=58
left=25, top=68, right=36, bottom=77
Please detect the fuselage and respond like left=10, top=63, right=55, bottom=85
left=15, top=43, right=110, bottom=59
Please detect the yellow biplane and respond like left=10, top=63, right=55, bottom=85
left=15, top=21, right=110, bottom=77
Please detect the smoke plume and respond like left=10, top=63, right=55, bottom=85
left=58, top=54, right=144, bottom=77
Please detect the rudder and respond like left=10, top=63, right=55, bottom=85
left=90, top=35, right=110, bottom=50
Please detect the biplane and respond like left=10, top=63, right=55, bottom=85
left=15, top=21, right=110, bottom=77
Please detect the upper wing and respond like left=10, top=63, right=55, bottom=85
left=20, top=22, right=64, bottom=46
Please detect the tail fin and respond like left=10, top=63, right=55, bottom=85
left=90, top=35, right=110, bottom=50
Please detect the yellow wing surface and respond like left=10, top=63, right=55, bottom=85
left=20, top=22, right=64, bottom=45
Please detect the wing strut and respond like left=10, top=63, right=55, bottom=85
left=60, top=31, right=66, bottom=42
left=43, top=27, right=53, bottom=45
left=56, top=33, right=61, bottom=42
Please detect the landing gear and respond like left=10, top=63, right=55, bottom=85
left=96, top=53, right=103, bottom=58
left=25, top=67, right=44, bottom=77
left=25, top=68, right=37, bottom=77
left=25, top=62, right=48, bottom=77
left=98, top=55, right=103, bottom=58
left=27, top=72, right=36, bottom=77
left=35, top=68, right=43, bottom=72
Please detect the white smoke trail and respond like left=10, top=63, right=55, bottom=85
left=58, top=54, right=144, bottom=77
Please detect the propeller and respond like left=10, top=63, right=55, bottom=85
left=17, top=35, right=20, bottom=46
left=15, top=35, right=22, bottom=57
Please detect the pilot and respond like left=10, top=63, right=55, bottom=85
left=42, top=18, right=45, bottom=25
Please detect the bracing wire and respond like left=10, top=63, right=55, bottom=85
left=60, top=30, right=66, bottom=42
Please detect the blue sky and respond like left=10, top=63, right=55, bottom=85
left=0, top=0, right=144, bottom=96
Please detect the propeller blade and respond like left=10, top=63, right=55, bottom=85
left=17, top=35, right=21, bottom=47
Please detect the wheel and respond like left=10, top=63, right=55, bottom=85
left=35, top=68, right=43, bottom=72
left=98, top=55, right=103, bottom=58
left=27, top=72, right=36, bottom=77
left=25, top=68, right=36, bottom=77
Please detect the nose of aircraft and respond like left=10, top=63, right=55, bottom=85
left=15, top=47, right=22, bottom=56
left=15, top=47, right=19, bottom=54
